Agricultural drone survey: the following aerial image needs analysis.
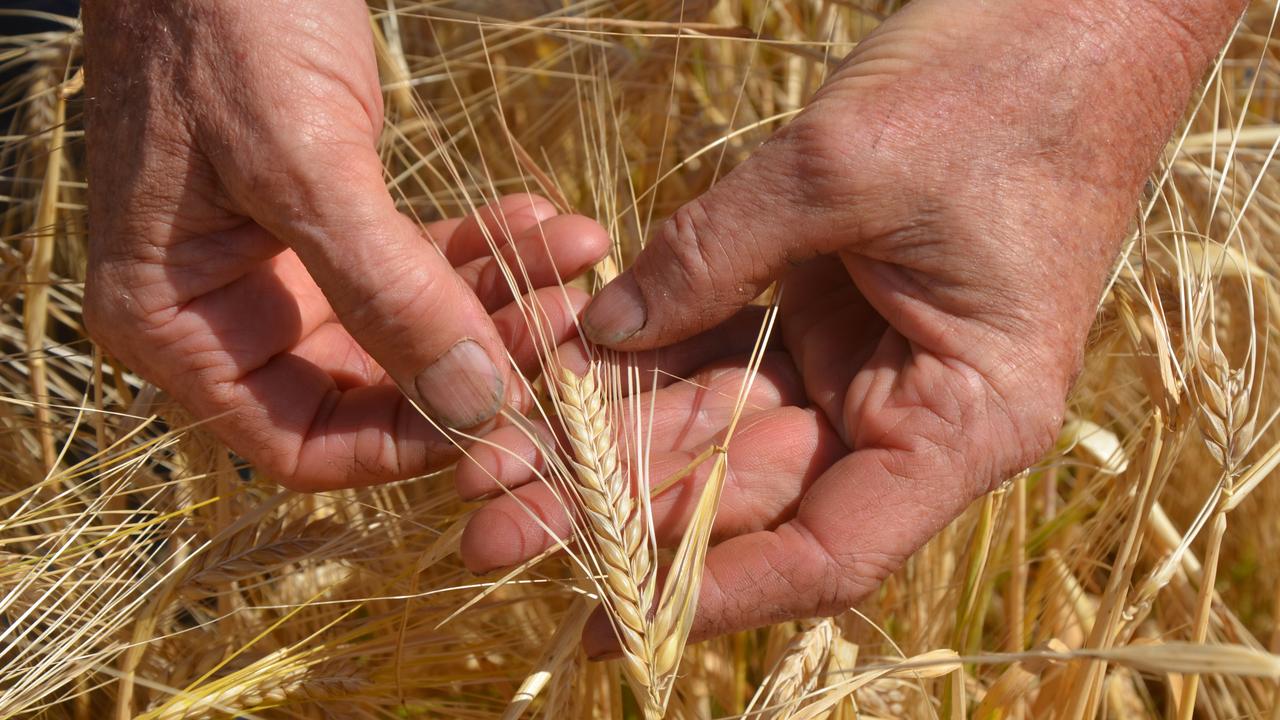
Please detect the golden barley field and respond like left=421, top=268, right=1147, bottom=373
left=3, top=2, right=1280, bottom=718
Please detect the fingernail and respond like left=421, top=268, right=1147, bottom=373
left=414, top=340, right=505, bottom=428
left=517, top=197, right=559, bottom=224
left=583, top=273, right=646, bottom=345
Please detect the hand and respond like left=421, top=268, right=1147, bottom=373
left=81, top=0, right=609, bottom=489
left=458, top=0, right=1244, bottom=643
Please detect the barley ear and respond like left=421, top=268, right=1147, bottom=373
left=553, top=365, right=657, bottom=700
left=747, top=618, right=837, bottom=720
left=646, top=449, right=729, bottom=714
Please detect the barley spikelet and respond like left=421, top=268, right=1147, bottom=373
left=183, top=516, right=340, bottom=594
left=853, top=678, right=911, bottom=718
left=554, top=365, right=659, bottom=699
left=1194, top=336, right=1254, bottom=477
left=747, top=618, right=837, bottom=719
left=148, top=660, right=367, bottom=719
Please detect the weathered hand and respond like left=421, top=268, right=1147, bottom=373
left=459, top=0, right=1243, bottom=644
left=81, top=0, right=608, bottom=489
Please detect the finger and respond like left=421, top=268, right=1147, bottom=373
left=460, top=404, right=840, bottom=574
left=590, top=343, right=1053, bottom=647
left=453, top=285, right=591, bottom=500
left=428, top=194, right=558, bottom=265
left=289, top=321, right=383, bottom=389
left=455, top=352, right=805, bottom=501
left=206, top=346, right=456, bottom=491
left=419, top=217, right=464, bottom=254
left=239, top=287, right=594, bottom=491
left=455, top=314, right=787, bottom=501
left=679, top=445, right=973, bottom=645
left=453, top=419, right=557, bottom=501
left=110, top=247, right=343, bottom=402
left=226, top=142, right=512, bottom=430
left=647, top=406, right=844, bottom=543
left=558, top=306, right=778, bottom=392
left=580, top=127, right=843, bottom=350
left=215, top=303, right=559, bottom=491
left=621, top=351, right=805, bottom=451
left=492, top=286, right=593, bottom=378
left=293, top=282, right=591, bottom=390
left=458, top=214, right=611, bottom=312
left=778, top=256, right=886, bottom=442
left=460, top=474, right=573, bottom=574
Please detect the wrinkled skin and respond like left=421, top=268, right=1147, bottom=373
left=81, top=0, right=610, bottom=489
left=83, top=0, right=1244, bottom=651
left=459, top=0, right=1246, bottom=651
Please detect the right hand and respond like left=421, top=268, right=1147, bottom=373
left=456, top=0, right=1242, bottom=643
left=81, top=0, right=609, bottom=490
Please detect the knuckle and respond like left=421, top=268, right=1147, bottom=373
left=815, top=556, right=895, bottom=617
left=350, top=266, right=443, bottom=350
left=656, top=200, right=720, bottom=296
left=773, top=101, right=931, bottom=244
left=782, top=102, right=900, bottom=211
left=81, top=261, right=146, bottom=364
left=795, top=524, right=897, bottom=617
left=225, top=123, right=382, bottom=229
left=1012, top=392, right=1069, bottom=473
left=652, top=195, right=770, bottom=317
left=978, top=372, right=1068, bottom=495
left=884, top=354, right=1067, bottom=500
left=276, top=30, right=384, bottom=141
left=780, top=112, right=852, bottom=198
left=265, top=439, right=319, bottom=493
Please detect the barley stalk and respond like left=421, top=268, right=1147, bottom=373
left=1179, top=332, right=1255, bottom=720
left=23, top=60, right=68, bottom=473
left=503, top=597, right=592, bottom=720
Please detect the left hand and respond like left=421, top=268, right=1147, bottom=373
left=459, top=0, right=1244, bottom=645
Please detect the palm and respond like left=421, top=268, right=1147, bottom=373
left=458, top=251, right=1043, bottom=641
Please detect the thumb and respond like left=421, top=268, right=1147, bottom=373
left=582, top=136, right=834, bottom=350
left=242, top=144, right=510, bottom=429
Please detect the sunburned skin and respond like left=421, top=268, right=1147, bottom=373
left=80, top=0, right=1248, bottom=652
left=459, top=0, right=1250, bottom=651
left=79, top=0, right=612, bottom=490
